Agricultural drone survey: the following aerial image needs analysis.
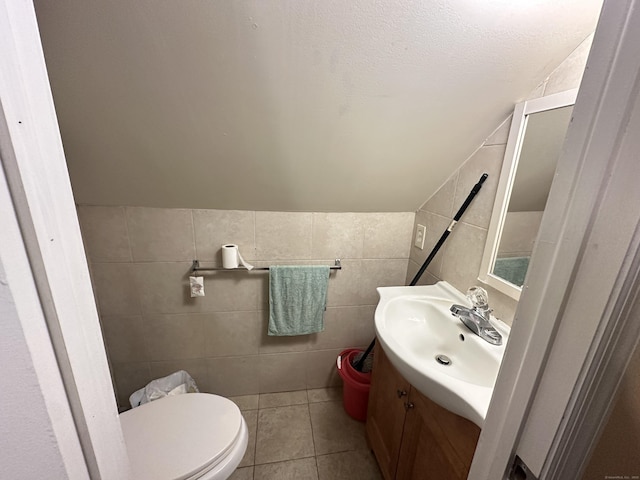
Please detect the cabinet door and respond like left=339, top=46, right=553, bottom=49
left=395, top=388, right=481, bottom=480
left=366, top=345, right=411, bottom=480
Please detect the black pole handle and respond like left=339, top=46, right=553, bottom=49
left=353, top=173, right=488, bottom=372
left=353, top=338, right=376, bottom=372
left=453, top=173, right=488, bottom=221
left=410, top=173, right=488, bottom=286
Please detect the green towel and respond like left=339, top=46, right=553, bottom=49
left=493, top=256, right=530, bottom=287
left=268, top=265, right=330, bottom=336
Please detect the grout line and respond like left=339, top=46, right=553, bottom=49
left=249, top=409, right=258, bottom=472
left=307, top=399, right=318, bottom=460
left=360, top=214, right=367, bottom=260
left=310, top=213, right=315, bottom=259
left=121, top=206, right=134, bottom=262
left=252, top=406, right=260, bottom=470
left=251, top=453, right=317, bottom=467
left=190, top=209, right=198, bottom=260
left=252, top=211, right=257, bottom=261
left=116, top=206, right=144, bottom=316
left=449, top=170, right=460, bottom=219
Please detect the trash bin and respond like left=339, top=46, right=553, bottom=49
left=129, top=370, right=199, bottom=409
left=337, top=349, right=373, bottom=422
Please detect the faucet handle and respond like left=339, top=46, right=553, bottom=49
left=466, top=286, right=489, bottom=311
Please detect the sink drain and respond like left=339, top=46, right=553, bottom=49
left=435, top=354, right=452, bottom=366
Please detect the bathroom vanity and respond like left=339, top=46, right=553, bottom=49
left=366, top=345, right=480, bottom=480
left=367, top=281, right=510, bottom=479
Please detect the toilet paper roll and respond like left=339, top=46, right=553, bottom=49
left=221, top=244, right=254, bottom=270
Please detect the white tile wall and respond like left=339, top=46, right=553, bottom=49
left=126, top=207, right=195, bottom=261
left=77, top=206, right=131, bottom=262
left=311, top=213, right=365, bottom=259
left=193, top=209, right=255, bottom=262
left=255, top=212, right=313, bottom=260
left=79, top=206, right=414, bottom=408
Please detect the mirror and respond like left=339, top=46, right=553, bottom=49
left=479, top=88, right=578, bottom=300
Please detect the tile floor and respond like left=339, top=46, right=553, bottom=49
left=227, top=387, right=382, bottom=480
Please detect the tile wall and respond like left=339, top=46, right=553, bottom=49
left=405, top=33, right=594, bottom=325
left=78, top=207, right=414, bottom=408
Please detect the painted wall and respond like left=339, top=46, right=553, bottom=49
left=406, top=34, right=594, bottom=325
left=498, top=211, right=544, bottom=258
left=582, top=341, right=640, bottom=478
left=0, top=260, right=69, bottom=478
left=34, top=0, right=601, bottom=212
left=78, top=206, right=413, bottom=408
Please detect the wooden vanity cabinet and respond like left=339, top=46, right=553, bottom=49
left=366, top=344, right=480, bottom=480
left=366, top=343, right=411, bottom=480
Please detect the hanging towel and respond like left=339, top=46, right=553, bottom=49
left=268, top=265, right=330, bottom=336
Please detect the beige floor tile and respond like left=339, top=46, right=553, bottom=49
left=255, top=405, right=315, bottom=464
left=228, top=394, right=259, bottom=411
left=259, top=390, right=308, bottom=409
left=316, top=450, right=382, bottom=480
left=229, top=466, right=253, bottom=480
left=309, top=401, right=368, bottom=455
left=239, top=410, right=258, bottom=468
left=255, top=405, right=314, bottom=465
left=254, top=457, right=318, bottom=480
left=307, top=387, right=342, bottom=403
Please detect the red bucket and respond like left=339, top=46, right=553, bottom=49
left=337, top=349, right=372, bottom=422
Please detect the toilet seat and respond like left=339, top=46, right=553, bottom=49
left=120, top=393, right=248, bottom=480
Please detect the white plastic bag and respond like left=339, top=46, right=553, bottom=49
left=129, top=370, right=199, bottom=409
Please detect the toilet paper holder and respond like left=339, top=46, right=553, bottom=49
left=190, top=258, right=342, bottom=273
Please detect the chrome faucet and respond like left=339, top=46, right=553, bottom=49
left=450, top=286, right=502, bottom=345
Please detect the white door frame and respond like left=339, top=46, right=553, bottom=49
left=0, top=1, right=130, bottom=478
left=470, top=0, right=640, bottom=478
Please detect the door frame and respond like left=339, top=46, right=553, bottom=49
left=469, top=0, right=640, bottom=478
left=0, top=1, right=130, bottom=478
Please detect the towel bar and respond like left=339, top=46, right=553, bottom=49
left=191, top=259, right=341, bottom=273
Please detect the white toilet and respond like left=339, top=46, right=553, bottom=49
left=120, top=393, right=248, bottom=480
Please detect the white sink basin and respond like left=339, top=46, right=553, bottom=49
left=375, top=281, right=510, bottom=427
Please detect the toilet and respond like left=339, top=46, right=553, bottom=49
left=120, top=393, right=248, bottom=480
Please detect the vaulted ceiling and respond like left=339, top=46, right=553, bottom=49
left=34, top=0, right=602, bottom=212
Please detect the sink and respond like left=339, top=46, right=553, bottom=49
left=375, top=281, right=510, bottom=427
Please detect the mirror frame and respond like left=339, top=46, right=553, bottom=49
left=479, top=88, right=578, bottom=300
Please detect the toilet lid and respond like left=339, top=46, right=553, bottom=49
left=120, top=393, right=243, bottom=480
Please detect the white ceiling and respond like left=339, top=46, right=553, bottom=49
left=34, top=0, right=602, bottom=212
